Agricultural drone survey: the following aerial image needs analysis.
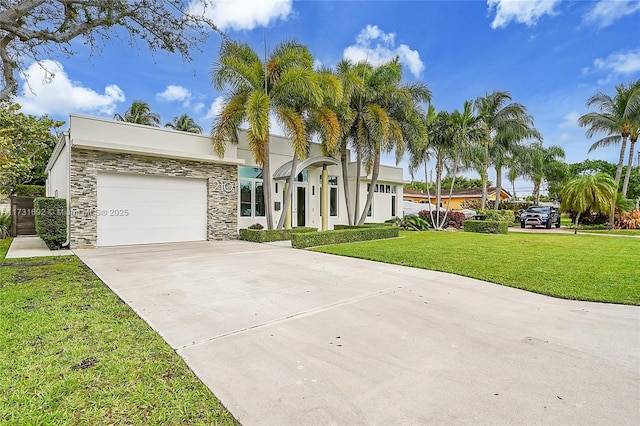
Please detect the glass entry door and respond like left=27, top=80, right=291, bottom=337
left=294, top=185, right=306, bottom=227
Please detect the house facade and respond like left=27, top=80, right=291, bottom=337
left=403, top=187, right=512, bottom=210
left=46, top=115, right=404, bottom=248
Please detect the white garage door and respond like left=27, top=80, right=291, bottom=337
left=97, top=173, right=207, bottom=246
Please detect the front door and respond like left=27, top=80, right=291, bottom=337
left=294, top=185, right=306, bottom=227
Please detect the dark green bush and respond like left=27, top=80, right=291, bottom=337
left=34, top=198, right=67, bottom=249
left=291, top=226, right=399, bottom=249
left=463, top=220, right=509, bottom=234
left=14, top=184, right=45, bottom=197
left=239, top=226, right=317, bottom=243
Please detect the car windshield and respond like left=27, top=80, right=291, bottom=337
left=526, top=207, right=550, bottom=213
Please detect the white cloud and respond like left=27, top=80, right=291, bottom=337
left=487, top=0, right=560, bottom=29
left=187, top=0, right=292, bottom=31
left=583, top=0, right=640, bottom=28
left=193, top=102, right=205, bottom=113
left=584, top=49, right=640, bottom=84
left=16, top=60, right=125, bottom=117
left=343, top=25, right=424, bottom=78
left=156, top=85, right=192, bottom=102
left=594, top=50, right=640, bottom=75
left=205, top=96, right=225, bottom=120
left=558, top=111, right=580, bottom=129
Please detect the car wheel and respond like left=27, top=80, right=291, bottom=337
left=555, top=222, right=561, bottom=228
left=546, top=220, right=552, bottom=229
left=520, top=221, right=525, bottom=228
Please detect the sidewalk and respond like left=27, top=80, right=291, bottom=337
left=5, top=236, right=74, bottom=259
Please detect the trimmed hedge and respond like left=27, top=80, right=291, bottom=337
left=34, top=197, right=67, bottom=249
left=14, top=184, right=45, bottom=197
left=291, top=226, right=399, bottom=249
left=333, top=223, right=389, bottom=230
left=463, top=220, right=509, bottom=234
left=239, top=227, right=317, bottom=243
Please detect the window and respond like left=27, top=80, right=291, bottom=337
left=240, top=166, right=263, bottom=179
left=367, top=200, right=373, bottom=217
left=239, top=166, right=265, bottom=217
left=391, top=195, right=396, bottom=217
left=320, top=175, right=338, bottom=217
left=295, top=170, right=308, bottom=182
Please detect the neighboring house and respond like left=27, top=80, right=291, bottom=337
left=403, top=187, right=512, bottom=210
left=46, top=115, right=404, bottom=248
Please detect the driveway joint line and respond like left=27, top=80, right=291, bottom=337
left=177, top=284, right=410, bottom=350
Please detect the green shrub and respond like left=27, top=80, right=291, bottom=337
left=0, top=212, right=10, bottom=239
left=33, top=198, right=67, bottom=249
left=14, top=184, right=45, bottom=197
left=387, top=216, right=429, bottom=231
left=333, top=223, right=389, bottom=230
left=478, top=209, right=515, bottom=223
left=463, top=220, right=509, bottom=234
left=239, top=226, right=317, bottom=243
left=291, top=226, right=399, bottom=249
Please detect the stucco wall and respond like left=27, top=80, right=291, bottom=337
left=69, top=149, right=238, bottom=248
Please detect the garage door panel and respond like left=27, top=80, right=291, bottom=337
left=97, top=173, right=207, bottom=246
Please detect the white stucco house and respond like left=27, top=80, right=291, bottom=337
left=46, top=115, right=405, bottom=248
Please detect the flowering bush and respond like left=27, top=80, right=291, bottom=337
left=419, top=210, right=466, bottom=229
left=615, top=210, right=640, bottom=230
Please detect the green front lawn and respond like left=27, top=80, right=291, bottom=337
left=0, top=238, right=236, bottom=425
left=312, top=231, right=640, bottom=305
left=579, top=229, right=640, bottom=236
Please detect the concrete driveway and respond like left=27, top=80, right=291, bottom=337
left=75, top=240, right=640, bottom=425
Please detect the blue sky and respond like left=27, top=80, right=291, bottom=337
left=14, top=0, right=640, bottom=194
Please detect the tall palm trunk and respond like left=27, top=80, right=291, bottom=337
left=609, top=136, right=627, bottom=227
left=614, top=136, right=628, bottom=187
left=622, top=135, right=637, bottom=197
left=440, top=163, right=460, bottom=229
left=276, top=155, right=299, bottom=229
left=340, top=146, right=354, bottom=225
left=435, top=152, right=443, bottom=228
left=354, top=147, right=362, bottom=221
left=358, top=148, right=380, bottom=225
left=532, top=180, right=541, bottom=205
left=480, top=140, right=489, bottom=210
left=262, top=141, right=274, bottom=230
left=424, top=158, right=436, bottom=227
left=494, top=163, right=504, bottom=209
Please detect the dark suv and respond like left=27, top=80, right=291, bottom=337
left=520, top=206, right=561, bottom=229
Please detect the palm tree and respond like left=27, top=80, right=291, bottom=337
left=473, top=91, right=540, bottom=209
left=211, top=39, right=318, bottom=230
left=275, top=68, right=343, bottom=230
left=505, top=144, right=531, bottom=199
left=165, top=114, right=203, bottom=134
left=560, top=173, right=617, bottom=234
left=114, top=100, right=160, bottom=126
left=579, top=80, right=640, bottom=197
left=622, top=124, right=639, bottom=195
left=523, top=143, right=565, bottom=205
left=491, top=127, right=542, bottom=209
left=339, top=59, right=430, bottom=225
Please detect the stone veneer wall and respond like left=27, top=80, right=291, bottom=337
left=70, top=148, right=238, bottom=248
